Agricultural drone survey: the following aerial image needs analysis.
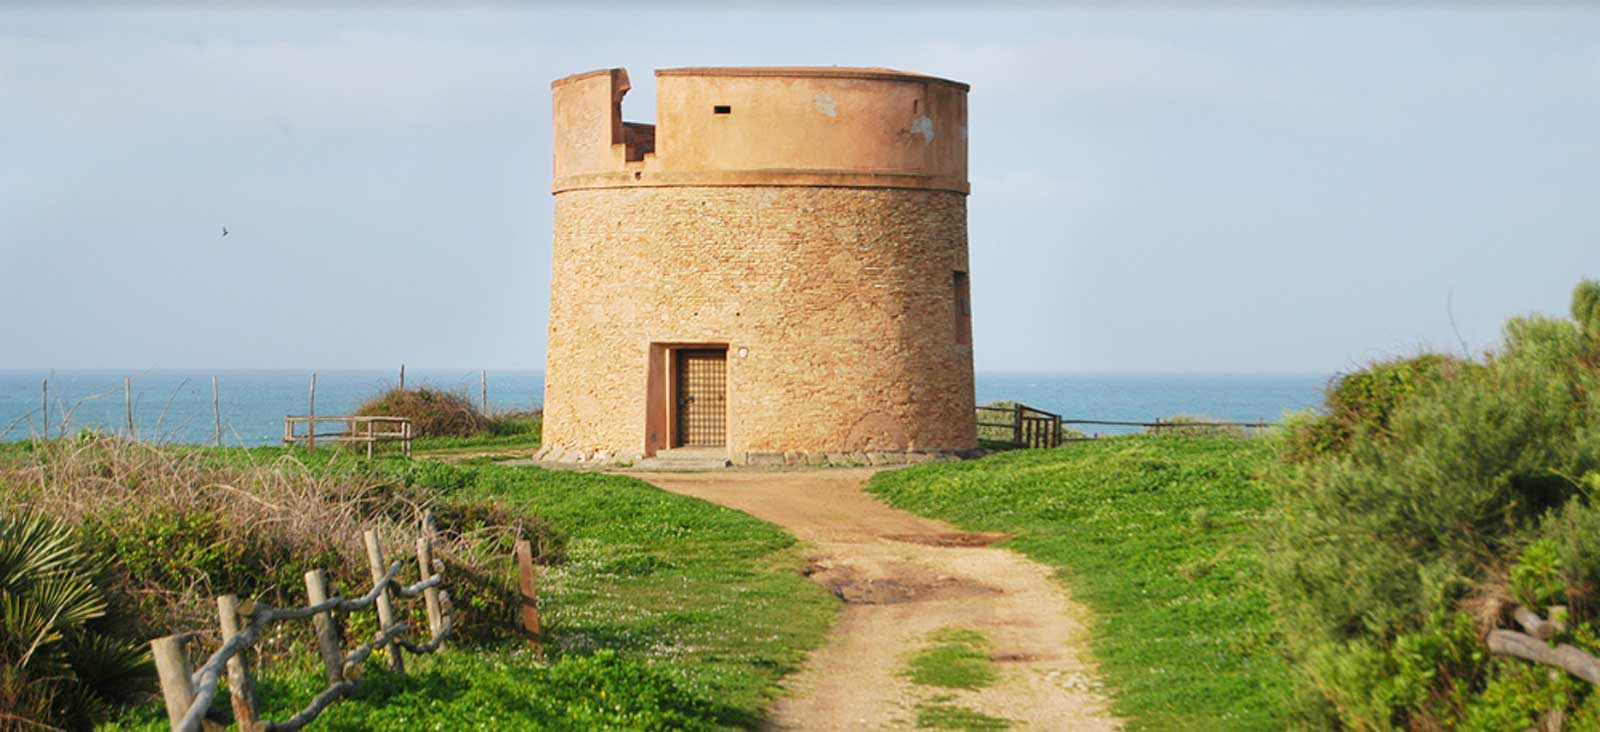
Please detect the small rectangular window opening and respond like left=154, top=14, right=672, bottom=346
left=953, top=271, right=972, bottom=345
left=713, top=105, right=732, bottom=115
left=913, top=99, right=920, bottom=113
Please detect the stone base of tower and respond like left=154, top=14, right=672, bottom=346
left=531, top=443, right=984, bottom=469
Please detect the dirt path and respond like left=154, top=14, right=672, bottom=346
left=628, top=468, right=1120, bottom=732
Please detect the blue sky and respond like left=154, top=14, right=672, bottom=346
left=3, top=5, right=1596, bottom=373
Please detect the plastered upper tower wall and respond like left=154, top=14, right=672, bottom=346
left=551, top=67, right=969, bottom=193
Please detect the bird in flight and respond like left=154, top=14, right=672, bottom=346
left=222, top=226, right=229, bottom=237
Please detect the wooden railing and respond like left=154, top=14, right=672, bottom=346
left=1062, top=418, right=1275, bottom=437
left=976, top=403, right=1064, bottom=449
left=978, top=406, right=1279, bottom=449
left=283, top=416, right=412, bottom=458
left=149, top=521, right=452, bottom=732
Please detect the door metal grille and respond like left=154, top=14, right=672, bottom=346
left=675, top=349, right=727, bottom=447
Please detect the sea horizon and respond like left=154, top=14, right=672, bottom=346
left=2, top=368, right=1333, bottom=446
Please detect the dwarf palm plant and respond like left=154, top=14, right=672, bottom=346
left=0, top=509, right=147, bottom=731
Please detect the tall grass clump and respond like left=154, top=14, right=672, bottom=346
left=1266, top=280, right=1600, bottom=730
left=354, top=387, right=491, bottom=438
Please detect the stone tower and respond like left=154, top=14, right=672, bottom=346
left=538, top=66, right=976, bottom=466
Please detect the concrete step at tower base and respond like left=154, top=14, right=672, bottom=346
left=633, top=447, right=733, bottom=471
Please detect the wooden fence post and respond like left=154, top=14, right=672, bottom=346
left=151, top=634, right=196, bottom=731
left=417, top=529, right=443, bottom=636
left=39, top=378, right=47, bottom=439
left=125, top=377, right=134, bottom=440
left=307, top=373, right=317, bottom=451
left=363, top=530, right=404, bottom=673
left=1012, top=403, right=1024, bottom=447
left=304, top=570, right=345, bottom=685
left=515, top=539, right=542, bottom=645
left=216, top=595, right=259, bottom=730
left=398, top=364, right=405, bottom=390
left=481, top=369, right=488, bottom=415
left=212, top=376, right=222, bottom=448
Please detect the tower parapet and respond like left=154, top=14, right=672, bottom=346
left=551, top=66, right=969, bottom=194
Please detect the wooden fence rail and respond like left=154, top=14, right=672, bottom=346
left=283, top=416, right=412, bottom=458
left=1062, top=418, right=1276, bottom=437
left=977, top=406, right=1279, bottom=449
left=150, top=519, right=452, bottom=732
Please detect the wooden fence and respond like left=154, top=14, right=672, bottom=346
left=149, top=522, right=452, bottom=732
left=283, top=416, right=412, bottom=458
left=1061, top=418, right=1276, bottom=438
left=977, top=406, right=1280, bottom=450
left=976, top=403, right=1064, bottom=449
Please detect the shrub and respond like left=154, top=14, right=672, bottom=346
left=354, top=387, right=491, bottom=439
left=1265, top=280, right=1600, bottom=729
left=1283, top=353, right=1465, bottom=462
left=0, top=510, right=150, bottom=732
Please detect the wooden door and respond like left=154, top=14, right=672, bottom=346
left=674, top=349, right=726, bottom=447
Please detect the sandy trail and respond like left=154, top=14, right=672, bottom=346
left=628, top=468, right=1120, bottom=732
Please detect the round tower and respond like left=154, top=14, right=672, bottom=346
left=539, top=66, right=976, bottom=466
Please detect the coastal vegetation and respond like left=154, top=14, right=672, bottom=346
left=353, top=387, right=491, bottom=438
left=876, top=280, right=1600, bottom=731
left=9, top=283, right=1599, bottom=731
left=0, top=512, right=148, bottom=731
left=0, top=438, right=832, bottom=731
left=354, top=385, right=544, bottom=457
left=1264, top=281, right=1600, bottom=729
left=870, top=435, right=1286, bottom=731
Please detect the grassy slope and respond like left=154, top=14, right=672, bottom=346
left=100, top=459, right=834, bottom=731
left=868, top=436, right=1287, bottom=731
left=452, top=465, right=835, bottom=718
left=410, top=415, right=544, bottom=458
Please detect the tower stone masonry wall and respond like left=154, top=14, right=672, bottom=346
left=540, top=67, right=977, bottom=464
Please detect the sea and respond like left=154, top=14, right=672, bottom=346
left=0, top=370, right=1330, bottom=447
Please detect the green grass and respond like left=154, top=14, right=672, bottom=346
left=410, top=414, right=543, bottom=457
left=96, top=457, right=834, bottom=731
left=914, top=703, right=1012, bottom=731
left=902, top=628, right=995, bottom=690
left=442, top=464, right=836, bottom=718
left=868, top=435, right=1287, bottom=731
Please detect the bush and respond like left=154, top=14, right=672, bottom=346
left=1283, top=353, right=1466, bottom=462
left=354, top=387, right=491, bottom=439
left=1265, top=280, right=1600, bottom=729
left=0, top=510, right=150, bottom=732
